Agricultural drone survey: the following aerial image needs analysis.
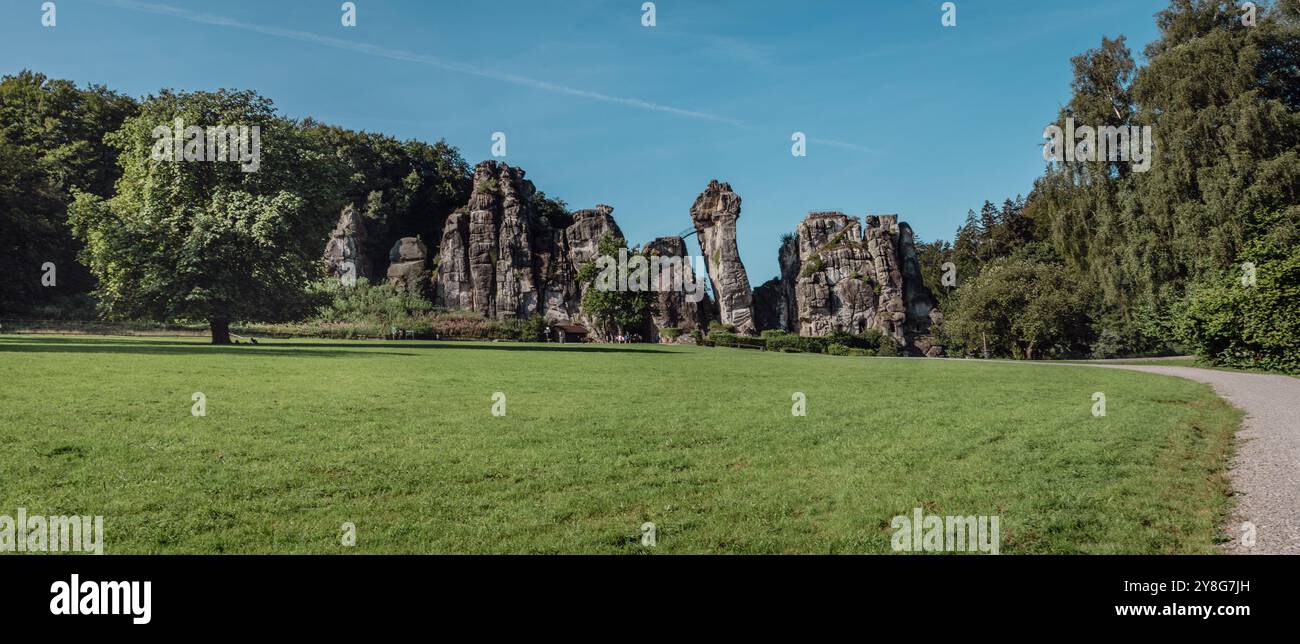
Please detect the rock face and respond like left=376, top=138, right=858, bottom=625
left=644, top=236, right=710, bottom=340
left=433, top=160, right=620, bottom=323
left=357, top=158, right=944, bottom=354
left=323, top=204, right=369, bottom=283
left=755, top=212, right=942, bottom=354
left=566, top=205, right=622, bottom=268
left=691, top=180, right=755, bottom=334
left=753, top=233, right=798, bottom=332
left=386, top=236, right=430, bottom=295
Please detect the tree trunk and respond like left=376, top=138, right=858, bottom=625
left=210, top=318, right=232, bottom=345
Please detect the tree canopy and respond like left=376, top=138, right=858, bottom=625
left=69, top=89, right=346, bottom=342
left=0, top=71, right=137, bottom=315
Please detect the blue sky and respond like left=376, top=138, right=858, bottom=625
left=1, top=0, right=1167, bottom=281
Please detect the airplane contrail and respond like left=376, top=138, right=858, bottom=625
left=97, top=0, right=874, bottom=152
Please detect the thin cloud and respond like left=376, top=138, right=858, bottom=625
left=99, top=0, right=742, bottom=125
left=97, top=0, right=875, bottom=153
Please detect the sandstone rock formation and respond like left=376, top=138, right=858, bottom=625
left=753, top=233, right=798, bottom=332
left=433, top=160, right=623, bottom=323
left=644, top=236, right=710, bottom=340
left=755, top=212, right=942, bottom=354
left=357, top=158, right=945, bottom=354
left=691, top=180, right=755, bottom=334
left=386, top=236, right=430, bottom=295
left=323, top=204, right=369, bottom=283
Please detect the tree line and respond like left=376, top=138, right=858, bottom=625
left=917, top=0, right=1298, bottom=372
left=0, top=0, right=1295, bottom=368
left=0, top=71, right=477, bottom=342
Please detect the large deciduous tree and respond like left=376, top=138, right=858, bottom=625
left=69, top=89, right=345, bottom=343
left=944, top=259, right=1091, bottom=360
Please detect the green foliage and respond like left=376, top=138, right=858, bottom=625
left=710, top=332, right=766, bottom=350
left=0, top=71, right=138, bottom=313
left=764, top=333, right=830, bottom=354
left=826, top=342, right=851, bottom=356
left=529, top=190, right=571, bottom=230
left=708, top=320, right=737, bottom=335
left=1088, top=305, right=1174, bottom=359
left=799, top=255, right=825, bottom=278
left=759, top=328, right=886, bottom=355
left=944, top=259, right=1092, bottom=359
left=916, top=3, right=1300, bottom=361
left=876, top=334, right=900, bottom=357
left=577, top=233, right=655, bottom=339
left=310, top=279, right=432, bottom=324
left=1172, top=210, right=1300, bottom=374
left=68, top=89, right=347, bottom=340
left=300, top=122, right=471, bottom=278
left=659, top=326, right=682, bottom=339
left=1031, top=2, right=1300, bottom=330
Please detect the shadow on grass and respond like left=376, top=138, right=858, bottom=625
left=278, top=341, right=679, bottom=354
left=0, top=336, right=679, bottom=356
left=0, top=336, right=413, bottom=358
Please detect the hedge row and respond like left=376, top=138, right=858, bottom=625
left=705, top=329, right=901, bottom=356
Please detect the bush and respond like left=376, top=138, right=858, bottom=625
left=876, top=334, right=899, bottom=357
left=691, top=329, right=705, bottom=345
left=659, top=327, right=682, bottom=340
left=856, top=328, right=884, bottom=348
left=483, top=314, right=548, bottom=342
left=711, top=332, right=766, bottom=350
left=311, top=279, right=434, bottom=327
left=799, top=255, right=824, bottom=278
left=827, top=343, right=851, bottom=356
left=26, top=293, right=99, bottom=320
left=708, top=320, right=737, bottom=335
left=764, top=333, right=830, bottom=354
left=1172, top=215, right=1299, bottom=374
left=1089, top=307, right=1171, bottom=359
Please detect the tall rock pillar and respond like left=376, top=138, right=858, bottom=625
left=690, top=180, right=755, bottom=334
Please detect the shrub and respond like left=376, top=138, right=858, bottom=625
left=691, top=329, right=705, bottom=345
left=827, top=343, right=851, bottom=356
left=659, top=327, right=682, bottom=339
left=711, top=332, right=766, bottom=350
left=764, top=333, right=830, bottom=354
left=311, top=279, right=434, bottom=326
left=799, top=255, right=824, bottom=278
left=1172, top=214, right=1299, bottom=374
left=876, top=333, right=899, bottom=357
left=856, top=328, right=884, bottom=347
left=708, top=320, right=736, bottom=335
left=483, top=314, right=548, bottom=342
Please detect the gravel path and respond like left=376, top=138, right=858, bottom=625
left=1087, top=364, right=1300, bottom=554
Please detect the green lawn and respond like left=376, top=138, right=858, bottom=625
left=0, top=334, right=1241, bottom=554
